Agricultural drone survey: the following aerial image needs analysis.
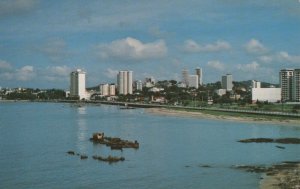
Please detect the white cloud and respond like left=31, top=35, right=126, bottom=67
left=38, top=38, right=70, bottom=63
left=16, top=65, right=36, bottom=81
left=207, top=60, right=225, bottom=70
left=0, top=0, right=38, bottom=18
left=104, top=68, right=118, bottom=79
left=0, top=60, right=13, bottom=71
left=244, top=38, right=268, bottom=54
left=258, top=55, right=273, bottom=63
left=48, top=66, right=71, bottom=77
left=237, top=61, right=260, bottom=72
left=277, top=51, right=300, bottom=63
left=95, top=37, right=167, bottom=61
left=183, top=40, right=231, bottom=53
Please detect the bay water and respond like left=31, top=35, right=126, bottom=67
left=0, top=102, right=299, bottom=189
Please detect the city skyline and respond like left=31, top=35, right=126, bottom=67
left=0, top=1, right=300, bottom=89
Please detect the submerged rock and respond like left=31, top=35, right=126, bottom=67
left=238, top=137, right=300, bottom=144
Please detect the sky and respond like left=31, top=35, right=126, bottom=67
left=0, top=0, right=300, bottom=89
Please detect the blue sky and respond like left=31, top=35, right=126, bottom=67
left=0, top=0, right=300, bottom=89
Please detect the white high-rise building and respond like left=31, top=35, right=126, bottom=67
left=188, top=75, right=199, bottom=89
left=195, top=68, right=203, bottom=86
left=252, top=80, right=261, bottom=88
left=222, top=74, right=233, bottom=91
left=70, top=69, right=87, bottom=100
left=136, top=80, right=143, bottom=91
left=280, top=69, right=294, bottom=101
left=100, top=84, right=109, bottom=96
left=109, top=84, right=116, bottom=96
left=117, top=70, right=133, bottom=95
left=182, top=69, right=189, bottom=86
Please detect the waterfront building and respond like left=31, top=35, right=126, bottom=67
left=136, top=80, right=143, bottom=91
left=280, top=69, right=294, bottom=101
left=293, top=69, right=300, bottom=102
left=109, top=84, right=116, bottom=96
left=182, top=69, right=189, bottom=86
left=251, top=80, right=261, bottom=88
left=222, top=74, right=233, bottom=91
left=100, top=84, right=109, bottom=96
left=188, top=75, right=199, bottom=89
left=252, top=88, right=281, bottom=103
left=117, top=70, right=133, bottom=95
left=70, top=69, right=87, bottom=100
left=195, top=67, right=203, bottom=86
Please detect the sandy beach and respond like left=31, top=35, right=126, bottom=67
left=146, top=108, right=300, bottom=127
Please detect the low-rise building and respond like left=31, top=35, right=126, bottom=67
left=252, top=88, right=281, bottom=103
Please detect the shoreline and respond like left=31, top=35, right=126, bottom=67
left=146, top=108, right=300, bottom=127
left=260, top=163, right=300, bottom=189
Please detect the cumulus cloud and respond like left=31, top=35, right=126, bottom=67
left=258, top=55, right=273, bottom=63
left=277, top=51, right=300, bottom=63
left=16, top=65, right=36, bottom=81
left=207, top=60, right=225, bottom=70
left=244, top=38, right=268, bottom=54
left=0, top=0, right=38, bottom=18
left=237, top=61, right=260, bottom=72
left=104, top=68, right=119, bottom=79
left=183, top=40, right=231, bottom=53
left=95, top=37, right=167, bottom=61
left=0, top=60, right=13, bottom=71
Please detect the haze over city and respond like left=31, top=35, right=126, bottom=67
left=1, top=0, right=300, bottom=89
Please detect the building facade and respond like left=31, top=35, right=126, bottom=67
left=188, top=75, right=199, bottom=89
left=117, top=70, right=133, bottom=95
left=280, top=69, right=294, bottom=101
left=136, top=80, right=143, bottom=91
left=182, top=69, right=189, bottom=86
left=195, top=67, right=203, bottom=86
left=293, top=69, right=300, bottom=102
left=251, top=80, right=261, bottom=88
left=70, top=69, right=87, bottom=100
left=252, top=88, right=281, bottom=103
left=222, top=74, right=233, bottom=91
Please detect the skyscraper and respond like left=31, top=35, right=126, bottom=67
left=117, top=70, right=133, bottom=95
left=188, top=75, right=199, bottom=89
left=279, top=69, right=294, bottom=101
left=292, top=69, right=300, bottom=102
left=221, top=74, right=233, bottom=91
left=195, top=68, right=203, bottom=86
left=182, top=69, right=189, bottom=86
left=70, top=69, right=86, bottom=100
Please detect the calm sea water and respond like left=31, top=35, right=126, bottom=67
left=0, top=102, right=299, bottom=189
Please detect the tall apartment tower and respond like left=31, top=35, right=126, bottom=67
left=195, top=68, right=203, bottom=86
left=70, top=69, right=86, bottom=99
left=222, top=74, right=233, bottom=91
left=182, top=69, right=189, bottom=86
left=279, top=69, right=294, bottom=101
left=293, top=69, right=300, bottom=102
left=117, top=70, right=133, bottom=95
left=188, top=75, right=199, bottom=89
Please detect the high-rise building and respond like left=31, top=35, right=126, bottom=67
left=117, top=70, right=133, bottom=95
left=279, top=69, right=294, bottom=101
left=195, top=68, right=203, bottom=86
left=109, top=84, right=116, bottom=96
left=292, top=69, right=300, bottom=102
left=252, top=80, right=261, bottom=88
left=136, top=80, right=143, bottom=91
left=222, top=74, right=233, bottom=91
left=70, top=69, right=86, bottom=100
left=182, top=69, right=189, bottom=86
left=100, top=84, right=109, bottom=96
left=188, top=75, right=199, bottom=89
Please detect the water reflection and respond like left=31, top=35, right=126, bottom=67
left=76, top=106, right=87, bottom=152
